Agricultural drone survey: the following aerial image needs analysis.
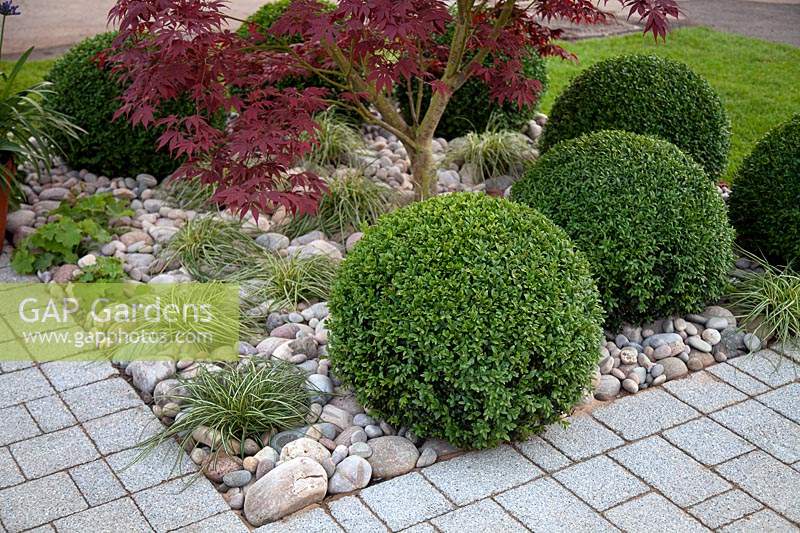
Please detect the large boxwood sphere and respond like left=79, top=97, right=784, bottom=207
left=45, top=32, right=189, bottom=178
left=540, top=55, right=730, bottom=178
left=729, top=114, right=800, bottom=264
left=512, top=130, right=735, bottom=326
left=328, top=193, right=603, bottom=449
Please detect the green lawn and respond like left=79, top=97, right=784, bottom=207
left=541, top=27, right=800, bottom=182
left=3, top=27, right=799, bottom=182
left=0, top=58, right=55, bottom=93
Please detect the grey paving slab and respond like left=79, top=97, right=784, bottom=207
left=0, top=367, right=54, bottom=408
left=541, top=415, right=624, bottom=461
left=515, top=436, right=572, bottom=472
left=772, top=338, right=800, bottom=363
left=327, top=496, right=388, bottom=533
left=422, top=445, right=541, bottom=505
left=106, top=440, right=196, bottom=492
left=609, top=436, right=731, bottom=507
left=719, top=509, right=800, bottom=532
left=39, top=361, right=118, bottom=391
left=60, top=378, right=143, bottom=422
left=25, top=395, right=77, bottom=433
left=688, top=489, right=763, bottom=530
left=553, top=455, right=648, bottom=511
left=495, top=476, right=617, bottom=532
left=0, top=447, right=23, bottom=489
left=22, top=527, right=54, bottom=533
left=83, top=406, right=161, bottom=455
left=707, top=363, right=771, bottom=396
left=715, top=450, right=800, bottom=523
left=729, top=350, right=800, bottom=387
left=0, top=405, right=40, bottom=446
left=711, top=399, right=800, bottom=463
left=133, top=476, right=229, bottom=532
left=431, top=498, right=526, bottom=533
left=0, top=472, right=88, bottom=532
left=68, top=459, right=127, bottom=506
left=360, top=472, right=454, bottom=531
left=591, top=388, right=699, bottom=441
left=400, top=524, right=435, bottom=533
left=9, top=426, right=98, bottom=479
left=0, top=360, right=33, bottom=373
left=171, top=512, right=250, bottom=533
left=604, top=492, right=708, bottom=533
left=663, top=371, right=748, bottom=414
left=53, top=497, right=152, bottom=533
left=663, top=418, right=755, bottom=466
left=757, top=382, right=800, bottom=424
left=253, top=507, right=343, bottom=533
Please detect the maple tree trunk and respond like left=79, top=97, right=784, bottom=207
left=408, top=138, right=436, bottom=201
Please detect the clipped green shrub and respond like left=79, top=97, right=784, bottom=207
left=237, top=0, right=336, bottom=41
left=513, top=130, right=735, bottom=326
left=540, top=54, right=730, bottom=178
left=398, top=47, right=548, bottom=139
left=329, top=193, right=603, bottom=449
left=729, top=114, right=800, bottom=264
left=45, top=32, right=193, bottom=178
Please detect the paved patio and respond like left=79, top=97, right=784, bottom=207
left=1, top=344, right=799, bottom=532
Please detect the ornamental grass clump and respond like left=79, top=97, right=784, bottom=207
left=513, top=130, right=735, bottom=327
left=444, top=128, right=536, bottom=183
left=329, top=193, right=603, bottom=449
left=729, top=114, right=800, bottom=265
left=302, top=109, right=365, bottom=170
left=133, top=359, right=313, bottom=468
left=540, top=55, right=730, bottom=178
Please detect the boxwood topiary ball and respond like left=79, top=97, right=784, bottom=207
left=513, top=130, right=735, bottom=327
left=540, top=54, right=730, bottom=179
left=328, top=193, right=603, bottom=449
left=729, top=114, right=800, bottom=264
left=45, top=32, right=193, bottom=178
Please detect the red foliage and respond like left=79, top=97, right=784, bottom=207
left=108, top=0, right=679, bottom=217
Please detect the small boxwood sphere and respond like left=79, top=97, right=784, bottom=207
left=729, top=114, right=800, bottom=264
left=540, top=55, right=730, bottom=178
left=237, top=0, right=336, bottom=41
left=512, top=130, right=735, bottom=327
left=328, top=193, right=603, bottom=449
left=398, top=48, right=548, bottom=139
left=45, top=32, right=189, bottom=178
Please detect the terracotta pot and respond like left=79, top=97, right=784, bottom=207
left=0, top=152, right=12, bottom=254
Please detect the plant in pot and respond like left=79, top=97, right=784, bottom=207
left=0, top=2, right=81, bottom=252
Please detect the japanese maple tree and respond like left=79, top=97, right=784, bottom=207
left=108, top=0, right=679, bottom=217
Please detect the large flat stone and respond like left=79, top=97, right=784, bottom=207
left=39, top=361, right=117, bottom=391
left=69, top=459, right=127, bottom=506
left=729, top=350, right=800, bottom=387
left=133, top=476, right=230, bottom=531
left=253, top=507, right=343, bottom=533
left=327, top=496, right=388, bottom=533
left=604, top=492, right=707, bottom=532
left=757, top=382, right=800, bottom=423
left=83, top=406, right=161, bottom=455
left=9, top=425, right=98, bottom=479
left=0, top=368, right=54, bottom=409
left=610, top=436, right=730, bottom=507
left=663, top=371, right=747, bottom=413
left=541, top=415, right=624, bottom=461
left=0, top=405, right=40, bottom=446
left=715, top=450, right=800, bottom=523
left=431, top=498, right=527, bottom=533
left=360, top=472, right=453, bottom=531
left=24, top=395, right=76, bottom=432
left=688, top=489, right=762, bottom=529
left=707, top=363, right=770, bottom=396
left=60, top=378, right=142, bottom=422
left=711, top=399, right=800, bottom=463
left=553, top=455, right=648, bottom=511
left=591, top=388, right=699, bottom=440
left=515, top=436, right=572, bottom=472
left=663, top=418, right=754, bottom=465
left=0, top=447, right=23, bottom=489
left=495, top=477, right=616, bottom=532
left=0, top=472, right=87, bottom=531
left=422, top=445, right=541, bottom=505
left=53, top=497, right=151, bottom=533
